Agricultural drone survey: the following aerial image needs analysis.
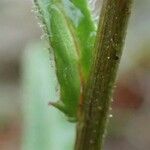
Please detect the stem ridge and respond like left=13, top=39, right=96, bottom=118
left=75, top=0, right=133, bottom=149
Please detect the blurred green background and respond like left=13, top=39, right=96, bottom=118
left=0, top=0, right=150, bottom=150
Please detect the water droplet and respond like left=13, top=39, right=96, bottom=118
left=93, top=130, right=96, bottom=133
left=40, top=34, right=45, bottom=40
left=107, top=45, right=110, bottom=49
left=90, top=140, right=94, bottom=144
left=102, top=134, right=106, bottom=139
left=114, top=85, right=117, bottom=88
left=31, top=9, right=34, bottom=13
left=98, top=106, right=102, bottom=111
left=37, top=22, right=41, bottom=26
left=95, top=98, right=98, bottom=102
left=40, top=24, right=45, bottom=28
left=109, top=114, right=113, bottom=118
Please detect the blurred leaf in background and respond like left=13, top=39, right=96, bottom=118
left=21, top=42, right=75, bottom=150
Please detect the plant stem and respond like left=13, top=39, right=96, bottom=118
left=75, top=0, right=133, bottom=150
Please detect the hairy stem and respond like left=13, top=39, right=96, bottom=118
left=75, top=0, right=133, bottom=150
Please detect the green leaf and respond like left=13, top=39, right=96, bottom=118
left=33, top=0, right=96, bottom=120
left=63, top=0, right=96, bottom=80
